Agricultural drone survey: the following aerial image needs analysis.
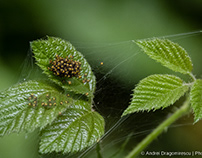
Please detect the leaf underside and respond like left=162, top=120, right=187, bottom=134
left=0, top=80, right=71, bottom=136
left=136, top=38, right=193, bottom=74
left=122, top=74, right=189, bottom=116
left=30, top=36, right=96, bottom=96
left=39, top=100, right=105, bottom=154
left=190, top=79, right=202, bottom=123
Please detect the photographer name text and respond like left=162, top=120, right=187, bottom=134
left=141, top=151, right=202, bottom=156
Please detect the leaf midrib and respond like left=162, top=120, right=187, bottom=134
left=135, top=85, right=188, bottom=110
left=41, top=109, right=93, bottom=152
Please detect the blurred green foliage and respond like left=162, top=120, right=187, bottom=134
left=1, top=0, right=202, bottom=158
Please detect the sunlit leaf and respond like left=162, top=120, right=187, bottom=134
left=136, top=38, right=193, bottom=74
left=30, top=36, right=96, bottom=97
left=0, top=80, right=71, bottom=136
left=190, top=79, right=202, bottom=123
left=122, top=74, right=189, bottom=116
left=39, top=100, right=105, bottom=153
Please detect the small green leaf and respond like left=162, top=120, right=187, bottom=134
left=190, top=79, right=202, bottom=123
left=0, top=80, right=71, bottom=136
left=39, top=100, right=105, bottom=154
left=136, top=38, right=193, bottom=74
left=30, top=36, right=96, bottom=96
left=122, top=74, right=189, bottom=116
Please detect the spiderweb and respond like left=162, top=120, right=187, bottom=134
left=72, top=31, right=202, bottom=158
left=1, top=31, right=202, bottom=158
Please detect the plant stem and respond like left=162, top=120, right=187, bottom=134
left=96, top=142, right=103, bottom=158
left=125, top=99, right=190, bottom=158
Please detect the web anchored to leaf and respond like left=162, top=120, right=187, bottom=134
left=0, top=36, right=104, bottom=154
left=31, top=36, right=96, bottom=97
left=123, top=38, right=198, bottom=118
left=123, top=38, right=202, bottom=158
left=1, top=36, right=202, bottom=157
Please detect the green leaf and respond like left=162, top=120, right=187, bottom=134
left=0, top=80, right=71, bottom=136
left=30, top=36, right=96, bottom=97
left=136, top=38, right=193, bottom=74
left=190, top=79, right=202, bottom=123
left=122, top=74, right=189, bottom=116
left=39, top=100, right=105, bottom=154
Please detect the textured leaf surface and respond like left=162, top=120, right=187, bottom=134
left=190, top=79, right=202, bottom=123
left=39, top=100, right=105, bottom=153
left=122, top=74, right=189, bottom=116
left=0, top=80, right=71, bottom=136
left=30, top=36, right=96, bottom=96
left=136, top=38, right=193, bottom=74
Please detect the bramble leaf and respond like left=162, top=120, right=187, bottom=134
left=122, top=74, right=189, bottom=116
left=190, top=79, right=202, bottom=123
left=39, top=100, right=105, bottom=154
left=0, top=80, right=71, bottom=136
left=30, top=36, right=96, bottom=97
left=136, top=38, right=193, bottom=74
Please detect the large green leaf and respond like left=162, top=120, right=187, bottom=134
left=136, top=38, right=193, bottom=74
left=190, top=79, right=202, bottom=123
left=0, top=80, right=71, bottom=136
left=39, top=100, right=105, bottom=153
left=122, top=74, right=189, bottom=116
left=30, top=36, right=96, bottom=97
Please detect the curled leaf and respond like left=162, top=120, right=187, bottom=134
left=31, top=36, right=96, bottom=97
left=190, top=79, right=202, bottom=123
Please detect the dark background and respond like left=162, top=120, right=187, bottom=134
left=1, top=0, right=202, bottom=158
